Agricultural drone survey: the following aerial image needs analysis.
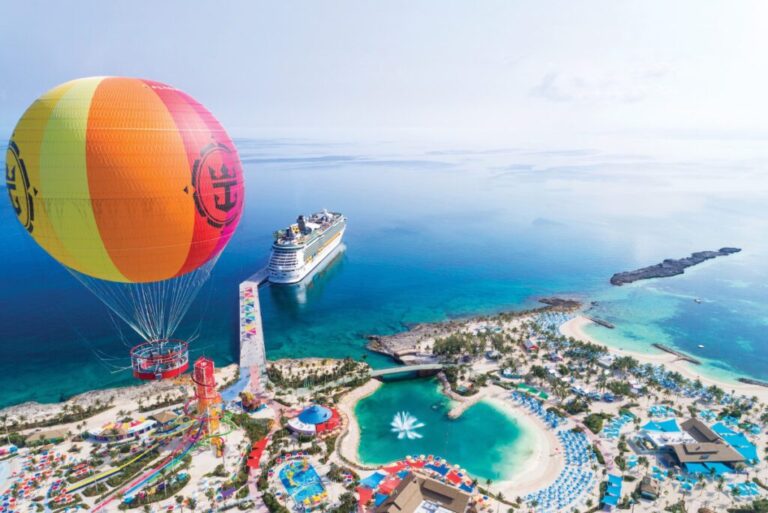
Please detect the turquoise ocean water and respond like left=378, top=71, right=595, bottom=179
left=1, top=139, right=766, bottom=408
left=355, top=378, right=533, bottom=481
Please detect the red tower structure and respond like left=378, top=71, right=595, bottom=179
left=193, top=357, right=221, bottom=437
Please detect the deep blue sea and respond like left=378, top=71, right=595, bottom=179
left=1, top=139, right=767, bottom=408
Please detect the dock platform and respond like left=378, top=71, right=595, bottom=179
left=239, top=267, right=270, bottom=394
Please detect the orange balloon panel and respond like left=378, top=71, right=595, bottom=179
left=5, top=77, right=244, bottom=283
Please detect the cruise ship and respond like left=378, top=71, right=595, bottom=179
left=268, top=210, right=346, bottom=284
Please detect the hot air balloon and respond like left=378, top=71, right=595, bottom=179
left=5, top=76, right=244, bottom=380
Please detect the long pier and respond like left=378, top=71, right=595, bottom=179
left=238, top=267, right=270, bottom=394
left=652, top=343, right=701, bottom=365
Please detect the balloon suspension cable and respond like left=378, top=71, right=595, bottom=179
left=92, top=349, right=135, bottom=375
left=67, top=255, right=220, bottom=343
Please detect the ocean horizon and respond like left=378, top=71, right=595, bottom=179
left=1, top=137, right=767, bottom=409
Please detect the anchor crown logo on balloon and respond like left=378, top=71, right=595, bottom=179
left=6, top=76, right=245, bottom=380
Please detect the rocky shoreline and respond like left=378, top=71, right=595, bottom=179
left=366, top=300, right=580, bottom=362
left=738, top=377, right=768, bottom=389
left=610, top=247, right=741, bottom=285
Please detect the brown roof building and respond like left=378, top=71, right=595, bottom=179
left=375, top=473, right=471, bottom=513
left=26, top=428, right=68, bottom=444
left=150, top=410, right=179, bottom=425
left=680, top=419, right=719, bottom=443
left=670, top=418, right=745, bottom=465
left=638, top=475, right=660, bottom=500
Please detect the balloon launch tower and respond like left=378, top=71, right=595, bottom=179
left=193, top=357, right=221, bottom=437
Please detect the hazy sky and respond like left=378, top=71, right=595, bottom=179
left=3, top=1, right=768, bottom=151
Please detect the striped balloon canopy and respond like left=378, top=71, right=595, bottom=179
left=5, top=77, right=244, bottom=283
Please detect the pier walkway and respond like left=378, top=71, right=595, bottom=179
left=239, top=267, right=270, bottom=394
left=370, top=363, right=444, bottom=378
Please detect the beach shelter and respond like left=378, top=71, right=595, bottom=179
left=426, top=463, right=449, bottom=476
left=704, top=462, right=732, bottom=476
left=356, top=486, right=373, bottom=507
left=383, top=462, right=407, bottom=474
left=359, top=472, right=386, bottom=489
left=378, top=477, right=402, bottom=495
left=684, top=463, right=709, bottom=475
left=446, top=471, right=462, bottom=485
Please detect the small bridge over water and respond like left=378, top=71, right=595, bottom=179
left=370, top=363, right=444, bottom=379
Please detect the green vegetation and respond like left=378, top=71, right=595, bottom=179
left=606, top=381, right=631, bottom=396
left=592, top=445, right=605, bottom=465
left=726, top=499, right=768, bottom=512
left=263, top=492, right=291, bottom=513
left=564, top=399, right=589, bottom=415
left=105, top=448, right=161, bottom=488
left=327, top=492, right=357, bottom=513
left=118, top=473, right=190, bottom=509
left=138, top=395, right=185, bottom=413
left=229, top=413, right=271, bottom=442
left=49, top=495, right=83, bottom=511
left=433, top=333, right=482, bottom=357
left=4, top=402, right=112, bottom=432
left=267, top=358, right=368, bottom=389
left=583, top=413, right=610, bottom=434
left=327, top=463, right=358, bottom=484
left=664, top=500, right=686, bottom=513
left=81, top=482, right=108, bottom=497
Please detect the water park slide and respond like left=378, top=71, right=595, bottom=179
left=65, top=419, right=196, bottom=494
left=93, top=413, right=238, bottom=511
left=90, top=409, right=239, bottom=511
left=92, top=423, right=203, bottom=512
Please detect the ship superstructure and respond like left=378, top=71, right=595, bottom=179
left=268, top=210, right=346, bottom=284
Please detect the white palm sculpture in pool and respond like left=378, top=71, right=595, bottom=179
left=390, top=411, right=425, bottom=440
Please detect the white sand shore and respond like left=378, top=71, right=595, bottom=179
left=483, top=389, right=565, bottom=498
left=561, top=316, right=768, bottom=402
left=337, top=379, right=382, bottom=467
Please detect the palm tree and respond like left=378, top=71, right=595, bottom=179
left=175, top=494, right=184, bottom=512
left=0, top=415, right=9, bottom=445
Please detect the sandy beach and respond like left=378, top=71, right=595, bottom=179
left=561, top=315, right=768, bottom=402
left=483, top=390, right=565, bottom=498
left=336, top=379, right=382, bottom=468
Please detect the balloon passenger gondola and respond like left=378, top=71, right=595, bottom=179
left=130, top=339, right=189, bottom=380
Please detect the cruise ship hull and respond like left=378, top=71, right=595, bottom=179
left=269, top=227, right=346, bottom=284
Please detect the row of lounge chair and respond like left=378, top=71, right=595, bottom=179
left=510, top=392, right=564, bottom=429
left=524, top=430, right=596, bottom=512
